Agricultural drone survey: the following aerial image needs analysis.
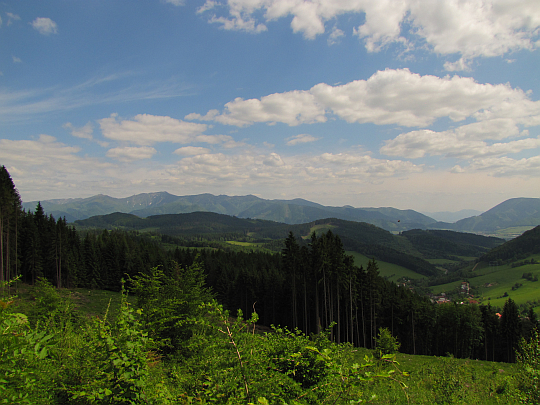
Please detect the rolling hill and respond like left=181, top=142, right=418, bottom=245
left=74, top=211, right=506, bottom=278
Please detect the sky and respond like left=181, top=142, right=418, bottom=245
left=1, top=0, right=540, bottom=213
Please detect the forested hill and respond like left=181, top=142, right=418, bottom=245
left=74, top=212, right=505, bottom=278
left=400, top=229, right=504, bottom=259
left=479, top=225, right=540, bottom=264
left=24, top=192, right=436, bottom=231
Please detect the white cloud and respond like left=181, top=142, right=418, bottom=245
left=199, top=0, right=540, bottom=67
left=197, top=1, right=218, bottom=14
left=164, top=0, right=185, bottom=6
left=380, top=129, right=540, bottom=160
left=0, top=135, right=80, bottom=165
left=106, top=146, right=157, bottom=162
left=63, top=122, right=94, bottom=140
left=98, top=113, right=208, bottom=146
left=6, top=12, right=21, bottom=26
left=190, top=69, right=540, bottom=129
left=199, top=91, right=327, bottom=127
left=469, top=155, right=540, bottom=176
left=171, top=150, right=422, bottom=190
left=174, top=146, right=211, bottom=156
left=286, top=133, right=320, bottom=145
left=12, top=56, right=21, bottom=63
left=31, top=17, right=58, bottom=35
left=328, top=26, right=345, bottom=45
left=263, top=152, right=285, bottom=166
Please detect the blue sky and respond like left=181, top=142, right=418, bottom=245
left=1, top=0, right=540, bottom=213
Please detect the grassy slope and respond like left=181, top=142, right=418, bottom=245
left=347, top=251, right=427, bottom=281
left=356, top=348, right=520, bottom=404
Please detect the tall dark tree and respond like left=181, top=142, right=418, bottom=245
left=500, top=298, right=522, bottom=362
left=0, top=166, right=22, bottom=285
left=282, top=231, right=300, bottom=328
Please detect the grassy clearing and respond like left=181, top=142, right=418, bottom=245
left=10, top=284, right=132, bottom=320
left=357, top=349, right=520, bottom=404
left=347, top=251, right=426, bottom=282
left=226, top=240, right=264, bottom=247
left=426, top=258, right=460, bottom=265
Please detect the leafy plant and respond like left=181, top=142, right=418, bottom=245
left=0, top=277, right=55, bottom=404
left=516, top=328, right=540, bottom=404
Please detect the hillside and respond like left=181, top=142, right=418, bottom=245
left=479, top=225, right=540, bottom=264
left=433, top=197, right=540, bottom=234
left=74, top=212, right=505, bottom=279
left=401, top=229, right=504, bottom=259
left=24, top=192, right=437, bottom=231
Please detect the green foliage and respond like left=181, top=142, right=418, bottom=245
left=170, top=302, right=405, bottom=404
left=516, top=328, right=540, bottom=404
left=0, top=278, right=55, bottom=404
left=374, top=327, right=401, bottom=359
left=28, top=277, right=81, bottom=328
left=68, top=287, right=155, bottom=404
left=129, top=259, right=212, bottom=354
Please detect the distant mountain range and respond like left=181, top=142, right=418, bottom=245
left=22, top=193, right=540, bottom=234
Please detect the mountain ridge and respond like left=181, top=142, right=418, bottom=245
left=22, top=193, right=540, bottom=234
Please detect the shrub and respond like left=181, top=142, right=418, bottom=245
left=374, top=327, right=401, bottom=359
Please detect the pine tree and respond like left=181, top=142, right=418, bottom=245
left=500, top=298, right=522, bottom=362
left=0, top=166, right=22, bottom=285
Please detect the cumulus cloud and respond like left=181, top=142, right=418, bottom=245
left=173, top=146, right=211, bottom=156
left=98, top=113, right=208, bottom=146
left=189, top=69, right=540, bottom=129
left=469, top=155, right=540, bottom=176
left=31, top=17, right=58, bottom=35
left=196, top=91, right=327, bottom=127
left=0, top=135, right=80, bottom=165
left=63, top=122, right=94, bottom=140
left=263, top=152, right=285, bottom=166
left=381, top=129, right=540, bottom=160
left=286, top=134, right=320, bottom=145
left=12, top=56, right=21, bottom=63
left=197, top=0, right=540, bottom=66
left=170, top=150, right=422, bottom=190
left=106, top=146, right=157, bottom=162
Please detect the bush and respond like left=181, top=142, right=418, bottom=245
left=374, top=327, right=401, bottom=359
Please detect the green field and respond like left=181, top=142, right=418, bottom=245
left=430, top=254, right=540, bottom=311
left=347, top=251, right=426, bottom=281
left=483, top=226, right=536, bottom=239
